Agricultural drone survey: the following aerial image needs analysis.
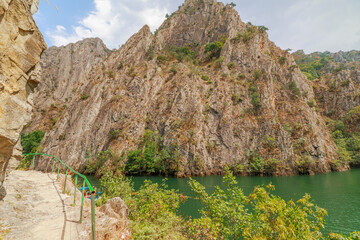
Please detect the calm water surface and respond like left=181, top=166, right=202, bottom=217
left=85, top=169, right=360, bottom=235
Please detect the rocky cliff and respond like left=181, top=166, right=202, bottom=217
left=293, top=50, right=360, bottom=166
left=24, top=38, right=110, bottom=133
left=36, top=0, right=343, bottom=176
left=0, top=0, right=46, bottom=199
left=293, top=50, right=360, bottom=119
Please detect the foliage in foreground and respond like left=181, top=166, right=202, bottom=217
left=186, top=169, right=327, bottom=239
left=97, top=168, right=360, bottom=239
left=98, top=170, right=185, bottom=239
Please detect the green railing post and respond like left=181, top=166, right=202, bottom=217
left=63, top=169, right=68, bottom=194
left=57, top=162, right=60, bottom=180
left=72, top=175, right=78, bottom=206
left=79, top=181, right=85, bottom=223
left=32, top=155, right=35, bottom=169
left=51, top=157, right=55, bottom=173
left=91, top=191, right=96, bottom=240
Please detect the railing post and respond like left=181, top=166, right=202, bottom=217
left=91, top=191, right=96, bottom=240
left=51, top=157, right=55, bottom=173
left=57, top=162, right=60, bottom=180
left=72, top=175, right=78, bottom=206
left=63, top=169, right=68, bottom=194
left=79, top=181, right=85, bottom=223
left=32, top=155, right=35, bottom=169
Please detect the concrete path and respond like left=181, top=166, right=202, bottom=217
left=0, top=170, right=84, bottom=240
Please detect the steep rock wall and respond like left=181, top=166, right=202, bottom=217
left=0, top=0, right=46, bottom=198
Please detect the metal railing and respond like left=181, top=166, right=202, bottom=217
left=22, top=153, right=96, bottom=240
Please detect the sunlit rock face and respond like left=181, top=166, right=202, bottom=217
left=37, top=0, right=342, bottom=177
left=0, top=0, right=46, bottom=199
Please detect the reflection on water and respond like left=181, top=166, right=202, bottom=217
left=84, top=169, right=360, bottom=235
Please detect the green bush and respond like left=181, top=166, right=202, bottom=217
left=19, top=130, right=45, bottom=169
left=108, top=129, right=120, bottom=140
left=186, top=169, right=327, bottom=239
left=146, top=46, right=155, bottom=60
left=253, top=69, right=261, bottom=80
left=250, top=92, right=261, bottom=111
left=205, top=41, right=223, bottom=59
left=80, top=92, right=90, bottom=100
left=288, top=81, right=301, bottom=97
left=85, top=149, right=113, bottom=174
left=227, top=62, right=235, bottom=69
left=125, top=130, right=181, bottom=175
left=247, top=152, right=265, bottom=173
left=98, top=170, right=185, bottom=239
left=231, top=94, right=242, bottom=104
left=278, top=56, right=287, bottom=65
left=21, top=131, right=45, bottom=153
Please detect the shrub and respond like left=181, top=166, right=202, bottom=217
left=237, top=73, right=246, bottom=80
left=204, top=41, right=223, bottom=59
left=170, top=65, right=177, bottom=74
left=156, top=55, right=167, bottom=64
left=80, top=92, right=90, bottom=100
left=201, top=75, right=209, bottom=81
left=85, top=149, right=113, bottom=174
left=98, top=170, right=185, bottom=239
left=278, top=56, right=287, bottom=65
left=257, top=25, right=268, bottom=33
left=247, top=152, right=265, bottom=173
left=117, top=62, right=123, bottom=70
left=231, top=94, right=242, bottom=104
left=125, top=130, right=181, bottom=175
left=307, top=99, right=316, bottom=108
left=214, top=56, right=224, bottom=68
left=288, top=81, right=301, bottom=97
left=253, top=69, right=261, bottom=80
left=21, top=130, right=45, bottom=154
left=186, top=169, right=327, bottom=239
left=128, top=67, right=137, bottom=78
left=146, top=46, right=155, bottom=60
left=250, top=92, right=261, bottom=111
left=108, top=129, right=120, bottom=140
left=107, top=70, right=115, bottom=78
left=227, top=62, right=235, bottom=69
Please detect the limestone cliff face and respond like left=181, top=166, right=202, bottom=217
left=25, top=38, right=110, bottom=133
left=39, top=0, right=341, bottom=176
left=293, top=50, right=360, bottom=119
left=0, top=0, right=46, bottom=198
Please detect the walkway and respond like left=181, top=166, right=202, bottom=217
left=0, top=170, right=83, bottom=240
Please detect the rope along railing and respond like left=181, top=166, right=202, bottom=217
left=22, top=153, right=96, bottom=240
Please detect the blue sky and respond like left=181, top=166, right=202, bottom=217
left=34, top=0, right=360, bottom=53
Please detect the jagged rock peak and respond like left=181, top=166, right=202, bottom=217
left=156, top=0, right=244, bottom=47
left=184, top=0, right=217, bottom=6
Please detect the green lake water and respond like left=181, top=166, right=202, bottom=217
left=85, top=169, right=360, bottom=235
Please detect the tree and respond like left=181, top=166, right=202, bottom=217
left=185, top=168, right=327, bottom=239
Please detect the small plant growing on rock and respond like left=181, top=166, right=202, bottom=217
left=231, top=94, right=242, bottom=104
left=278, top=56, right=287, bottom=65
left=227, top=62, right=235, bottom=69
left=80, top=92, right=90, bottom=100
left=288, top=81, right=301, bottom=97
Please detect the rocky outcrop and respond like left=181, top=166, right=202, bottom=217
left=24, top=37, right=110, bottom=133
left=37, top=0, right=341, bottom=176
left=293, top=50, right=360, bottom=118
left=0, top=0, right=46, bottom=199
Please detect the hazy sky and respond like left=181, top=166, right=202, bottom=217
left=34, top=0, right=360, bottom=53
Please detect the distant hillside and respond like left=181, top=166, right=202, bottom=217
left=293, top=50, right=360, bottom=166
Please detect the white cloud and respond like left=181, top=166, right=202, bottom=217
left=46, top=0, right=172, bottom=49
left=45, top=0, right=360, bottom=53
